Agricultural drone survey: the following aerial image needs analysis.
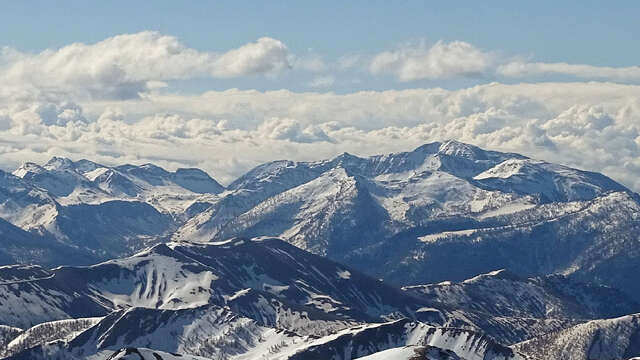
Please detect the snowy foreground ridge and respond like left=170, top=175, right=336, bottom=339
left=1, top=140, right=640, bottom=359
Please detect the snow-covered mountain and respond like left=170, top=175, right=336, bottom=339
left=513, top=313, right=640, bottom=360
left=8, top=311, right=523, bottom=360
left=13, top=157, right=225, bottom=206
left=403, top=269, right=640, bottom=344
left=4, top=141, right=638, bottom=292
left=0, top=238, right=533, bottom=359
left=3, top=237, right=640, bottom=359
left=0, top=238, right=447, bottom=329
left=169, top=140, right=640, bottom=301
left=2, top=141, right=640, bottom=359
left=0, top=158, right=227, bottom=265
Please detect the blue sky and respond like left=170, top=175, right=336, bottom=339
left=0, top=2, right=639, bottom=191
left=2, top=1, right=637, bottom=61
left=2, top=1, right=639, bottom=93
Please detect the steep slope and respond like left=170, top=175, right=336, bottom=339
left=403, top=269, right=640, bottom=344
left=0, top=325, right=21, bottom=353
left=66, top=305, right=274, bottom=359
left=5, top=305, right=276, bottom=359
left=514, top=314, right=640, bottom=360
left=3, top=237, right=636, bottom=359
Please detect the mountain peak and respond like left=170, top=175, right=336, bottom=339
left=72, top=159, right=102, bottom=174
left=174, top=167, right=208, bottom=176
left=12, top=162, right=45, bottom=178
left=333, top=151, right=362, bottom=162
left=172, top=168, right=224, bottom=194
left=43, top=156, right=75, bottom=171
left=139, top=163, right=170, bottom=174
left=412, top=141, right=442, bottom=154
left=437, top=140, right=485, bottom=159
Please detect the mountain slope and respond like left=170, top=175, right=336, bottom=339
left=403, top=269, right=640, bottom=344
left=169, top=238, right=442, bottom=323
left=287, top=319, right=523, bottom=360
left=513, top=313, right=640, bottom=360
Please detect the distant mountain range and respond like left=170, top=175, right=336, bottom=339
left=1, top=140, right=640, bottom=359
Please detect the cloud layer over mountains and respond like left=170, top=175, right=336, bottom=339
left=0, top=32, right=639, bottom=190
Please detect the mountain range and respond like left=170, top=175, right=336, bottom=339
left=1, top=140, right=640, bottom=359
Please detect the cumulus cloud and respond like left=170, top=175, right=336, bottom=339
left=1, top=82, right=639, bottom=191
left=0, top=32, right=291, bottom=99
left=369, top=40, right=494, bottom=81
left=209, top=37, right=290, bottom=78
left=365, top=39, right=640, bottom=83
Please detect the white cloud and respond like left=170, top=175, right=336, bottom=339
left=369, top=40, right=494, bottom=81
left=1, top=82, right=639, bottom=191
left=497, top=61, right=640, bottom=81
left=0, top=32, right=291, bottom=100
left=209, top=37, right=290, bottom=78
left=258, top=117, right=334, bottom=143
left=366, top=39, right=640, bottom=83
left=1, top=33, right=640, bottom=190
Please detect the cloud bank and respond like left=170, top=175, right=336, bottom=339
left=0, top=82, right=639, bottom=192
